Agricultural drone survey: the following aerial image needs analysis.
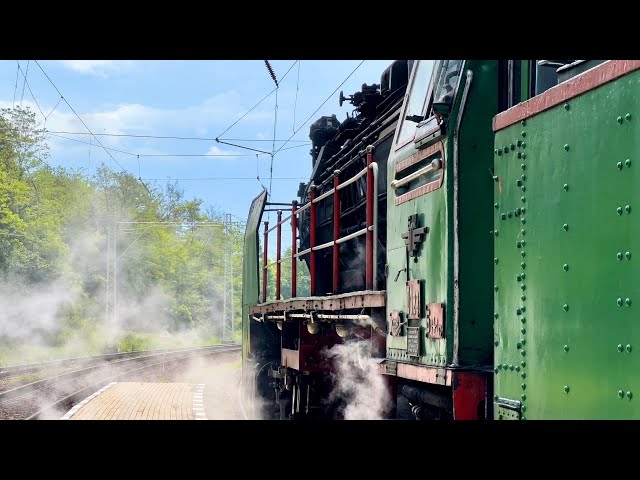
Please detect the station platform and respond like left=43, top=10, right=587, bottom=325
left=60, top=382, right=207, bottom=420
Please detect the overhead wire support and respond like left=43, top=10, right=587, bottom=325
left=264, top=60, right=278, bottom=87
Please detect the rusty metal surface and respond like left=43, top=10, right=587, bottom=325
left=493, top=60, right=640, bottom=132
left=427, top=303, right=445, bottom=339
left=390, top=311, right=403, bottom=337
left=406, top=280, right=422, bottom=319
left=249, top=290, right=386, bottom=314
left=372, top=361, right=451, bottom=386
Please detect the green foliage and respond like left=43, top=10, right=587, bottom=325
left=0, top=106, right=245, bottom=363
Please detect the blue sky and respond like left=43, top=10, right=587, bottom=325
left=0, top=60, right=394, bottom=227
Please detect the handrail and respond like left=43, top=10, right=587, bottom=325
left=260, top=156, right=378, bottom=302
left=391, top=158, right=441, bottom=190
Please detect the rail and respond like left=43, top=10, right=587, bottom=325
left=261, top=146, right=378, bottom=302
left=0, top=344, right=240, bottom=420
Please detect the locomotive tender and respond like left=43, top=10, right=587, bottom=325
left=241, top=60, right=640, bottom=420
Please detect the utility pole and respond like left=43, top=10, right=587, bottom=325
left=222, top=213, right=235, bottom=343
left=105, top=218, right=117, bottom=344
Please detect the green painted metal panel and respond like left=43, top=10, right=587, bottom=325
left=494, top=69, right=640, bottom=419
left=385, top=60, right=497, bottom=368
left=241, top=190, right=267, bottom=363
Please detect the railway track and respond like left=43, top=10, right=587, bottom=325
left=0, top=344, right=240, bottom=420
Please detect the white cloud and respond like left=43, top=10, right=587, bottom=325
left=58, top=60, right=135, bottom=77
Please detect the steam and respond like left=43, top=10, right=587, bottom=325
left=324, top=340, right=392, bottom=420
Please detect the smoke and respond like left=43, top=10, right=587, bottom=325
left=324, top=339, right=392, bottom=420
left=341, top=240, right=367, bottom=291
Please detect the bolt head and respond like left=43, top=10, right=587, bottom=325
left=563, top=223, right=569, bottom=231
left=521, top=295, right=526, bottom=301
left=510, top=144, right=516, bottom=150
left=617, top=298, right=623, bottom=307
left=521, top=218, right=526, bottom=225
left=625, top=252, right=631, bottom=260
left=627, top=391, right=633, bottom=399
left=564, top=103, right=570, bottom=110
left=494, top=394, right=499, bottom=401
left=521, top=164, right=526, bottom=170
left=521, top=383, right=526, bottom=390
left=564, top=144, right=570, bottom=151
left=509, top=364, right=514, bottom=371
left=521, top=372, right=526, bottom=379
left=617, top=207, right=623, bottom=215
left=494, top=367, right=499, bottom=374
left=521, top=262, right=526, bottom=269
left=516, top=365, right=521, bottom=372
left=617, top=116, right=624, bottom=124
left=618, top=344, right=623, bottom=352
left=618, top=252, right=624, bottom=260
left=521, top=251, right=526, bottom=258
left=625, top=205, right=631, bottom=213
left=503, top=146, right=509, bottom=153
left=494, top=285, right=499, bottom=291
left=625, top=159, right=631, bottom=167
left=521, top=120, right=527, bottom=126
left=521, top=350, right=526, bottom=357
left=564, top=386, right=570, bottom=393
left=617, top=161, right=624, bottom=170
left=521, top=328, right=527, bottom=335
left=625, top=298, right=632, bottom=306
left=521, top=284, right=526, bottom=291
left=618, top=390, right=625, bottom=398
left=563, top=304, right=569, bottom=312
left=626, top=344, right=632, bottom=353
left=494, top=257, right=499, bottom=264
left=563, top=264, right=569, bottom=271
left=521, top=394, right=526, bottom=401
left=564, top=345, right=569, bottom=352
left=521, top=196, right=526, bottom=203
left=494, top=340, right=499, bottom=346
left=521, top=153, right=526, bottom=160
left=517, top=152, right=522, bottom=159
left=626, top=113, right=632, bottom=121
left=494, top=203, right=499, bottom=209
left=563, top=183, right=569, bottom=191
left=521, top=130, right=526, bottom=137
left=521, top=361, right=526, bottom=368
left=521, top=317, right=526, bottom=324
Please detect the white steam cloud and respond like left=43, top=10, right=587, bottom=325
left=324, top=340, right=392, bottom=420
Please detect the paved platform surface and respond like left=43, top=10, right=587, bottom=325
left=60, top=382, right=207, bottom=420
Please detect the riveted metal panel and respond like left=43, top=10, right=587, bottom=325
left=493, top=67, right=640, bottom=419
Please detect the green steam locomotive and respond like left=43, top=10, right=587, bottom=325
left=240, top=60, right=640, bottom=420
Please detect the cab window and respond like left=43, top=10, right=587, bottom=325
left=395, top=60, right=435, bottom=148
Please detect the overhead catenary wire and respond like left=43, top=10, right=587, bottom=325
left=34, top=60, right=132, bottom=176
left=293, top=60, right=301, bottom=132
left=16, top=62, right=46, bottom=122
left=26, top=129, right=311, bottom=143
left=47, top=132, right=270, bottom=158
left=20, top=60, right=29, bottom=105
left=273, top=60, right=366, bottom=156
left=13, top=61, right=19, bottom=108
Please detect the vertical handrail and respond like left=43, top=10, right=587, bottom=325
left=310, top=184, right=317, bottom=296
left=291, top=201, right=297, bottom=298
left=333, top=170, right=341, bottom=294
left=365, top=146, right=375, bottom=290
left=262, top=220, right=268, bottom=303
left=276, top=210, right=282, bottom=300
